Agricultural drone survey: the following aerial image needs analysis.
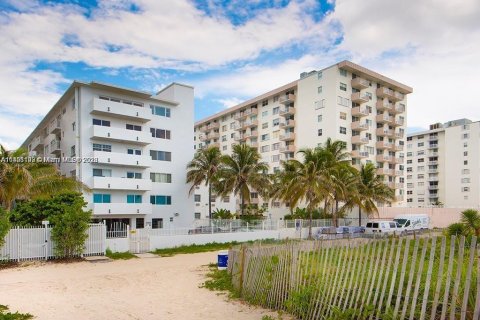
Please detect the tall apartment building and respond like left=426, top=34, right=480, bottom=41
left=406, top=119, right=480, bottom=207
left=194, top=61, right=413, bottom=219
left=22, top=81, right=195, bottom=229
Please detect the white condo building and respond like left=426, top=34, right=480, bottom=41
left=22, top=81, right=195, bottom=229
left=406, top=119, right=480, bottom=207
left=194, top=61, right=413, bottom=219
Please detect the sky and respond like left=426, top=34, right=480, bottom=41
left=0, top=0, right=479, bottom=150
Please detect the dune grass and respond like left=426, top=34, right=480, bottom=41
left=105, top=248, right=137, bottom=260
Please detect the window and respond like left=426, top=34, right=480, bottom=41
left=150, top=128, right=171, bottom=139
left=261, top=145, right=270, bottom=153
left=221, top=135, right=227, bottom=142
left=93, top=143, right=111, bottom=152
left=127, top=148, right=142, bottom=155
left=150, top=105, right=171, bottom=117
left=93, top=119, right=110, bottom=127
left=464, top=160, right=468, bottom=165
left=272, top=118, right=280, bottom=127
left=194, top=194, right=201, bottom=202
left=272, top=143, right=280, bottom=151
left=462, top=133, right=469, bottom=139
left=339, top=127, right=347, bottom=134
left=272, top=107, right=279, bottom=115
left=71, top=98, right=75, bottom=109
left=464, top=151, right=468, bottom=156
left=261, top=134, right=269, bottom=141
left=222, top=145, right=227, bottom=151
left=339, top=83, right=347, bottom=91
left=136, top=218, right=144, bottom=229
left=127, top=195, right=142, bottom=203
left=150, top=150, right=172, bottom=161
left=339, top=69, right=347, bottom=77
left=317, top=71, right=322, bottom=79
left=462, top=178, right=471, bottom=183
left=318, top=86, right=322, bottom=94
left=194, top=213, right=201, bottom=219
left=462, top=187, right=470, bottom=192
left=72, top=122, right=76, bottom=131
left=93, top=194, right=111, bottom=203
left=272, top=155, right=280, bottom=162
left=337, top=96, right=350, bottom=107
left=407, top=152, right=413, bottom=157
left=93, top=168, right=111, bottom=177
left=262, top=100, right=268, bottom=106
left=462, top=169, right=470, bottom=174
left=262, top=111, right=268, bottom=117
left=273, top=95, right=279, bottom=102
left=340, top=112, right=347, bottom=120
left=126, top=124, right=142, bottom=131
left=315, top=99, right=326, bottom=109
left=318, top=129, right=322, bottom=136
left=230, top=122, right=236, bottom=129
left=418, top=158, right=424, bottom=163
left=262, top=122, right=268, bottom=129
left=418, top=142, right=424, bottom=147
left=152, top=218, right=163, bottom=229
left=70, top=145, right=76, bottom=157
left=222, top=125, right=227, bottom=132
left=407, top=160, right=412, bottom=164
left=126, top=172, right=142, bottom=179
left=318, top=115, right=322, bottom=122
left=150, top=195, right=172, bottom=205
left=222, top=196, right=230, bottom=203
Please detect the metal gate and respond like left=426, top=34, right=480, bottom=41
left=129, top=228, right=150, bottom=253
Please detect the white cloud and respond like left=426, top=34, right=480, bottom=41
left=216, top=97, right=244, bottom=109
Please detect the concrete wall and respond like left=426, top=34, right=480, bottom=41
left=377, top=207, right=464, bottom=228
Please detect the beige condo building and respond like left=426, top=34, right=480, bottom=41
left=193, top=60, right=413, bottom=219
left=406, top=119, right=480, bottom=207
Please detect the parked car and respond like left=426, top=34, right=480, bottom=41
left=394, top=214, right=430, bottom=232
left=364, top=220, right=401, bottom=235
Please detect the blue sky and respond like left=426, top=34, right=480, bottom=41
left=0, top=0, right=479, bottom=149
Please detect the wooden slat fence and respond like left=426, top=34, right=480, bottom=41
left=229, top=236, right=480, bottom=319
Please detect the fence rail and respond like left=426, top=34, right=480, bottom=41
left=1, top=223, right=106, bottom=261
left=229, top=236, right=480, bottom=319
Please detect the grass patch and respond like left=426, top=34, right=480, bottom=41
left=152, top=241, right=239, bottom=257
left=0, top=305, right=33, bottom=320
left=105, top=248, right=137, bottom=260
left=201, top=263, right=240, bottom=299
left=152, top=239, right=282, bottom=257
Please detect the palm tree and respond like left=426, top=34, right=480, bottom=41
left=0, top=145, right=84, bottom=211
left=186, top=146, right=222, bottom=220
left=460, top=209, right=480, bottom=237
left=273, top=148, right=330, bottom=238
left=216, top=144, right=269, bottom=216
left=328, top=163, right=360, bottom=227
left=355, top=163, right=395, bottom=226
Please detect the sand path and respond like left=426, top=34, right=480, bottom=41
left=0, top=252, right=282, bottom=320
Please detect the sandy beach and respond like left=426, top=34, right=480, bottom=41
left=0, top=252, right=282, bottom=320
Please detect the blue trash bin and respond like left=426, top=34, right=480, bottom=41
left=217, top=250, right=229, bottom=270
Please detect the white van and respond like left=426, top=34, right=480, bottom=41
left=394, top=214, right=430, bottom=232
left=364, top=220, right=399, bottom=234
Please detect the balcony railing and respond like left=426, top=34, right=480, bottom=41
left=351, top=78, right=370, bottom=89
left=279, top=94, right=296, bottom=105
left=234, top=108, right=258, bottom=120
left=91, top=126, right=152, bottom=145
left=376, top=141, right=392, bottom=149
left=280, top=144, right=296, bottom=153
left=351, top=92, right=370, bottom=104
left=279, top=119, right=296, bottom=128
left=93, top=151, right=151, bottom=168
left=91, top=97, right=151, bottom=122
left=352, top=136, right=369, bottom=144
left=376, top=168, right=394, bottom=176
left=279, top=133, right=296, bottom=141
left=91, top=177, right=152, bottom=191
left=351, top=150, right=369, bottom=158
left=351, top=107, right=369, bottom=117
left=351, top=122, right=369, bottom=131
left=376, top=154, right=393, bottom=162
left=376, top=114, right=394, bottom=124
left=376, top=100, right=394, bottom=111
left=279, top=107, right=296, bottom=116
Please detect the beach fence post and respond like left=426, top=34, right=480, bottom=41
left=42, top=220, right=49, bottom=261
left=239, top=245, right=246, bottom=295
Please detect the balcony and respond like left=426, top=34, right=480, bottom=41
left=91, top=97, right=151, bottom=123
left=234, top=108, right=258, bottom=120
left=428, top=185, right=439, bottom=190
left=89, top=203, right=152, bottom=216
left=428, top=160, right=438, bottom=166
left=393, top=104, right=405, bottom=114
left=429, top=194, right=439, bottom=199
left=247, top=141, right=258, bottom=148
left=376, top=128, right=394, bottom=137
left=351, top=78, right=370, bottom=89
left=351, top=107, right=369, bottom=117
left=279, top=106, right=296, bottom=116
left=279, top=133, right=296, bottom=141
left=428, top=144, right=438, bottom=149
left=351, top=121, right=369, bottom=131
left=428, top=168, right=439, bottom=173
left=395, top=170, right=404, bottom=176
left=376, top=114, right=394, bottom=124
left=392, top=118, right=404, bottom=127
left=376, top=141, right=392, bottom=149
left=199, top=122, right=220, bottom=132
left=236, top=120, right=258, bottom=130
left=376, top=100, right=394, bottom=112
left=351, top=92, right=370, bottom=104
left=93, top=151, right=151, bottom=168
left=280, top=144, right=296, bottom=153
left=279, top=94, right=296, bottom=105
left=376, top=87, right=396, bottom=100
left=49, top=120, right=61, bottom=135
left=394, top=92, right=405, bottom=101
left=234, top=134, right=246, bottom=142
left=208, top=142, right=220, bottom=148
left=393, top=144, right=404, bottom=151
left=92, top=177, right=152, bottom=191
left=50, top=139, right=61, bottom=156
left=395, top=183, right=405, bottom=189
left=429, top=151, right=439, bottom=157
left=279, top=119, right=296, bottom=128
left=352, top=136, right=369, bottom=144
left=244, top=130, right=258, bottom=139
left=394, top=131, right=404, bottom=139
left=31, top=136, right=45, bottom=152
left=91, top=126, right=152, bottom=145
left=387, top=182, right=396, bottom=189
left=392, top=157, right=404, bottom=165
left=351, top=150, right=369, bottom=158
left=395, top=195, right=404, bottom=202
left=376, top=167, right=394, bottom=176
left=376, top=154, right=393, bottom=163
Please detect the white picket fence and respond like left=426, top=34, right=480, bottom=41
left=0, top=223, right=106, bottom=261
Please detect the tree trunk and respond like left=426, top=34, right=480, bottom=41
left=358, top=206, right=362, bottom=227
left=335, top=200, right=339, bottom=228
left=308, top=205, right=313, bottom=240
left=241, top=195, right=245, bottom=216
left=208, top=184, right=212, bottom=220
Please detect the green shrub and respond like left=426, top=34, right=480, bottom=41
left=0, top=208, right=10, bottom=247
left=105, top=248, right=137, bottom=260
left=212, top=208, right=234, bottom=219
left=0, top=305, right=33, bottom=319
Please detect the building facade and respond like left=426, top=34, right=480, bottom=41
left=406, top=119, right=480, bottom=207
left=194, top=61, right=413, bottom=219
left=22, top=81, right=195, bottom=229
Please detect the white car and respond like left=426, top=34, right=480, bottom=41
left=394, top=214, right=430, bottom=232
left=364, top=220, right=401, bottom=235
